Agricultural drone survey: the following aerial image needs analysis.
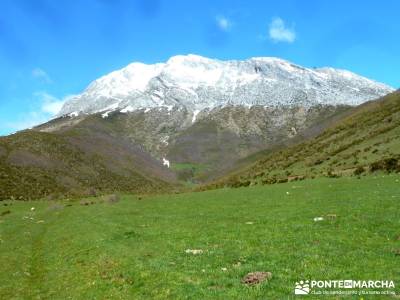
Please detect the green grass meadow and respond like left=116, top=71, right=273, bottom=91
left=1, top=175, right=399, bottom=299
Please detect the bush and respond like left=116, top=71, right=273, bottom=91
left=80, top=200, right=95, bottom=206
left=239, top=180, right=251, bottom=187
left=313, top=159, right=324, bottom=166
left=384, top=158, right=399, bottom=172
left=262, top=177, right=277, bottom=185
left=369, top=161, right=381, bottom=172
left=277, top=178, right=288, bottom=184
left=229, top=180, right=251, bottom=188
left=370, top=157, right=399, bottom=173
left=326, top=169, right=340, bottom=178
left=1, top=210, right=11, bottom=216
left=353, top=166, right=365, bottom=176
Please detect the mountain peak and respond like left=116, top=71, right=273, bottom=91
left=58, top=55, right=394, bottom=117
left=167, top=54, right=215, bottom=64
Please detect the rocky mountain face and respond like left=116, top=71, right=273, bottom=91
left=59, top=54, right=392, bottom=116
left=48, top=55, right=394, bottom=182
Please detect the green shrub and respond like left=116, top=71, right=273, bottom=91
left=370, top=157, right=399, bottom=173
left=326, top=169, right=339, bottom=178
left=354, top=166, right=365, bottom=176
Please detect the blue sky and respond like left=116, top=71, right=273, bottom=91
left=0, top=0, right=399, bottom=135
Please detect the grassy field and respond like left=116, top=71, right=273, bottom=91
left=1, top=175, right=399, bottom=299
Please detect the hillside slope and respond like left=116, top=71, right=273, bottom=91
left=0, top=123, right=178, bottom=200
left=38, top=103, right=355, bottom=183
left=204, top=91, right=400, bottom=189
left=1, top=103, right=350, bottom=201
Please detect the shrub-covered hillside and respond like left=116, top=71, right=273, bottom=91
left=204, top=91, right=400, bottom=189
left=0, top=127, right=177, bottom=201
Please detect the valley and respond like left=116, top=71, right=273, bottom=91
left=0, top=56, right=396, bottom=201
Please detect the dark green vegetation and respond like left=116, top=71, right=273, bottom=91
left=171, top=162, right=209, bottom=182
left=0, top=100, right=352, bottom=200
left=0, top=175, right=399, bottom=299
left=206, top=91, right=400, bottom=189
left=0, top=120, right=177, bottom=200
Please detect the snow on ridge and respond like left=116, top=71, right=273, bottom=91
left=58, top=54, right=395, bottom=117
left=192, top=110, right=200, bottom=123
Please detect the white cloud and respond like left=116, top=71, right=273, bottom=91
left=216, top=15, right=231, bottom=31
left=32, top=68, right=52, bottom=84
left=5, top=112, right=50, bottom=132
left=3, top=92, right=72, bottom=134
left=35, top=92, right=66, bottom=115
left=268, top=17, right=296, bottom=43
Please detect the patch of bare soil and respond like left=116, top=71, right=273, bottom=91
left=241, top=272, right=272, bottom=285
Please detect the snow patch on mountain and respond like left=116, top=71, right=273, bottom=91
left=192, top=109, right=200, bottom=123
left=58, top=54, right=394, bottom=117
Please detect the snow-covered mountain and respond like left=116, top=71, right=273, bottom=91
left=49, top=55, right=395, bottom=182
left=58, top=54, right=394, bottom=118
